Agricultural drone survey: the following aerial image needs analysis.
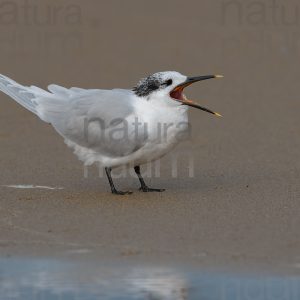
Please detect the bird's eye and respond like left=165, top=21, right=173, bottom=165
left=165, top=79, right=173, bottom=86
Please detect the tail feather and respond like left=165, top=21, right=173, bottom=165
left=0, top=74, right=51, bottom=115
left=0, top=74, right=95, bottom=125
left=0, top=74, right=56, bottom=120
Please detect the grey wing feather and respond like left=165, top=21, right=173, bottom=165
left=0, top=75, right=147, bottom=157
left=48, top=89, right=147, bottom=157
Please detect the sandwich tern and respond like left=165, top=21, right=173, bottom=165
left=0, top=71, right=222, bottom=194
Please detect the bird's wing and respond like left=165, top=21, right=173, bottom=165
left=0, top=75, right=148, bottom=157
left=40, top=88, right=148, bottom=157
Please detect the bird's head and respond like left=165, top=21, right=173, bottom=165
left=133, top=71, right=223, bottom=117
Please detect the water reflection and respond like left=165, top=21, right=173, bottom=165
left=0, top=258, right=299, bottom=300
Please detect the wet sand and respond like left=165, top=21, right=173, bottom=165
left=0, top=0, right=300, bottom=271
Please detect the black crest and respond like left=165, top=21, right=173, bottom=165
left=133, top=73, right=163, bottom=97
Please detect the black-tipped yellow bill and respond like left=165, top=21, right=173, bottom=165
left=170, top=74, right=223, bottom=117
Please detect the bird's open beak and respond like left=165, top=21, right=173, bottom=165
left=170, top=75, right=223, bottom=117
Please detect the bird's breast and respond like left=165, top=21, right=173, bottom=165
left=137, top=103, right=189, bottom=147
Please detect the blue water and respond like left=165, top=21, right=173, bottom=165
left=0, top=258, right=299, bottom=300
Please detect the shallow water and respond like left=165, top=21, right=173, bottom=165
left=0, top=258, right=299, bottom=300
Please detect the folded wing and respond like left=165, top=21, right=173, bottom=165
left=0, top=75, right=148, bottom=158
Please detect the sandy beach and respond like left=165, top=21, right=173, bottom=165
left=0, top=0, right=300, bottom=274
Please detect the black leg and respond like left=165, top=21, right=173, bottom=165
left=105, top=167, right=132, bottom=195
left=134, top=166, right=165, bottom=192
